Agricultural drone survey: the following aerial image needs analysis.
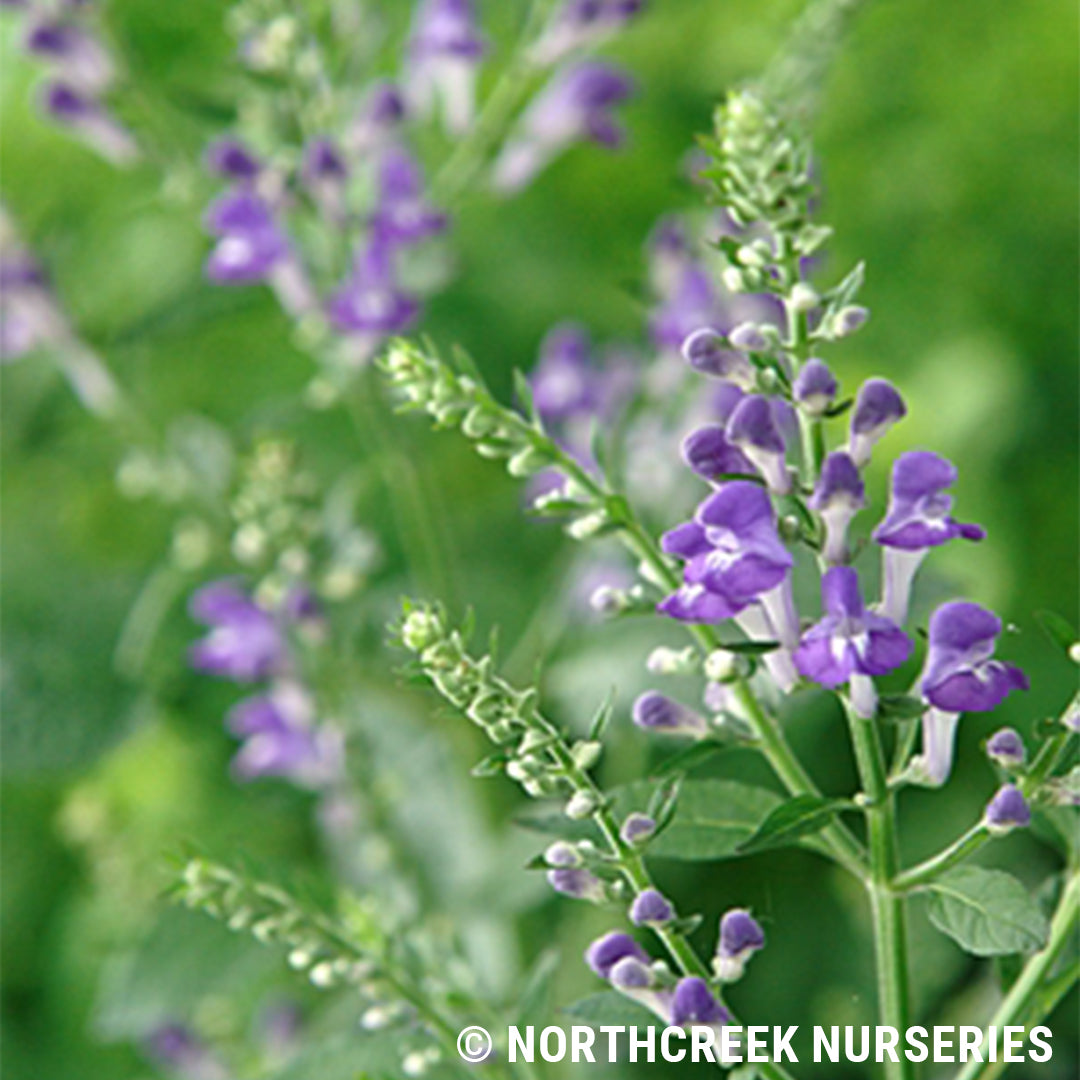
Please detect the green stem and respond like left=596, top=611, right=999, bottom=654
left=952, top=871, right=1080, bottom=1080
left=537, top=720, right=799, bottom=1080
left=430, top=0, right=557, bottom=207
left=507, top=416, right=867, bottom=877
left=894, top=729, right=1074, bottom=892
left=845, top=703, right=913, bottom=1080
left=346, top=374, right=458, bottom=606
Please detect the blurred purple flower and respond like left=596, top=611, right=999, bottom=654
left=189, top=579, right=288, bottom=683
left=370, top=146, right=448, bottom=247
left=493, top=61, right=633, bottom=191
left=532, top=0, right=646, bottom=65
left=407, top=0, right=485, bottom=135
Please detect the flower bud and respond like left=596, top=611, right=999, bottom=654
left=565, top=790, right=599, bottom=819
left=984, top=784, right=1031, bottom=832
left=629, top=888, right=675, bottom=926
left=619, top=812, right=656, bottom=845
left=788, top=283, right=819, bottom=313
left=704, top=649, right=738, bottom=682
left=646, top=646, right=697, bottom=675
left=986, top=728, right=1026, bottom=769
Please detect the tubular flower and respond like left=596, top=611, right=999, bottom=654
left=793, top=567, right=912, bottom=717
left=670, top=977, right=731, bottom=1028
left=846, top=378, right=905, bottom=466
left=725, top=395, right=791, bottom=494
left=792, top=358, right=837, bottom=417
left=632, top=691, right=708, bottom=738
left=227, top=684, right=343, bottom=788
left=406, top=0, right=485, bottom=135
left=809, top=451, right=865, bottom=565
left=658, top=480, right=793, bottom=623
left=910, top=602, right=1028, bottom=786
left=713, top=908, right=765, bottom=983
left=493, top=61, right=633, bottom=192
left=532, top=0, right=645, bottom=65
left=873, top=451, right=984, bottom=625
left=188, top=580, right=288, bottom=683
left=370, top=146, right=448, bottom=248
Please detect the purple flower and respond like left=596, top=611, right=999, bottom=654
left=533, top=0, right=645, bottom=65
left=679, top=327, right=754, bottom=385
left=793, top=358, right=837, bottom=417
left=659, top=481, right=793, bottom=623
left=0, top=249, right=61, bottom=361
left=188, top=580, right=288, bottom=683
left=227, top=685, right=343, bottom=788
left=681, top=424, right=757, bottom=483
left=726, top=395, right=791, bottom=494
left=651, top=268, right=723, bottom=354
left=984, top=784, right=1031, bottom=831
left=40, top=79, right=137, bottom=163
left=204, top=137, right=260, bottom=180
left=793, top=568, right=912, bottom=715
left=547, top=866, right=605, bottom=902
left=629, top=888, right=674, bottom=926
left=407, top=0, right=485, bottom=134
left=847, top=378, right=905, bottom=466
left=714, top=908, right=765, bottom=982
left=585, top=931, right=648, bottom=978
left=530, top=323, right=597, bottom=422
left=670, top=977, right=731, bottom=1027
left=145, top=1024, right=227, bottom=1080
left=910, top=603, right=1028, bottom=787
left=327, top=244, right=419, bottom=353
left=619, top=812, right=656, bottom=845
left=608, top=956, right=673, bottom=1021
left=921, top=602, right=1028, bottom=714
left=986, top=727, right=1026, bottom=768
left=809, top=451, right=865, bottom=565
left=370, top=146, right=448, bottom=247
left=303, top=136, right=347, bottom=182
left=203, top=190, right=291, bottom=285
left=873, top=452, right=984, bottom=624
left=632, top=691, right=707, bottom=737
left=24, top=20, right=113, bottom=91
left=348, top=81, right=407, bottom=152
left=493, top=61, right=633, bottom=191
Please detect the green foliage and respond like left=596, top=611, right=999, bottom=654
left=925, top=867, right=1050, bottom=958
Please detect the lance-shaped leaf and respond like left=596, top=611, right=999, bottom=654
left=737, top=794, right=854, bottom=855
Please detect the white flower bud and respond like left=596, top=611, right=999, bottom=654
left=572, top=740, right=603, bottom=771
left=565, top=791, right=598, bottom=819
left=788, top=283, right=819, bottom=313
left=566, top=510, right=609, bottom=540
left=722, top=266, right=747, bottom=293
left=704, top=649, right=738, bottom=682
left=646, top=646, right=698, bottom=675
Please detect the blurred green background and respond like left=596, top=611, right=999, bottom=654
left=2, top=1, right=1077, bottom=1078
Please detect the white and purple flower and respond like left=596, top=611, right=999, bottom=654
left=793, top=567, right=912, bottom=717
left=493, top=61, right=633, bottom=192
left=873, top=451, right=984, bottom=625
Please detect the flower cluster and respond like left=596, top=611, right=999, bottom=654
left=188, top=578, right=342, bottom=787
left=2, top=0, right=137, bottom=163
left=200, top=0, right=641, bottom=376
left=644, top=88, right=1027, bottom=768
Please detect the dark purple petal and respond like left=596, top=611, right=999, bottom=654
left=793, top=358, right=837, bottom=410
left=630, top=888, right=674, bottom=925
left=681, top=425, right=756, bottom=481
left=41, top=79, right=94, bottom=120
left=657, top=584, right=741, bottom=622
left=851, top=378, right=906, bottom=435
left=810, top=451, right=865, bottom=510
left=303, top=135, right=348, bottom=181
left=696, top=480, right=777, bottom=535
left=984, top=784, right=1031, bottom=828
left=203, top=190, right=275, bottom=235
left=204, top=137, right=260, bottom=179
left=585, top=931, right=648, bottom=979
left=726, top=395, right=785, bottom=454
left=986, top=727, right=1026, bottom=767
left=718, top=909, right=765, bottom=958
left=670, top=978, right=729, bottom=1026
left=660, top=520, right=710, bottom=557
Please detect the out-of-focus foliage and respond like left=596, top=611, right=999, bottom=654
left=1, top=1, right=1076, bottom=1078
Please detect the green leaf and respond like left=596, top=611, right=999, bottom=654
left=926, top=867, right=1050, bottom=956
left=515, top=948, right=561, bottom=1027
left=513, top=368, right=539, bottom=425
left=1035, top=610, right=1078, bottom=655
left=634, top=779, right=784, bottom=860
left=877, top=694, right=928, bottom=721
left=737, top=795, right=853, bottom=855
left=650, top=740, right=730, bottom=778
left=588, top=688, right=617, bottom=741
left=711, top=639, right=780, bottom=656
left=563, top=991, right=658, bottom=1028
